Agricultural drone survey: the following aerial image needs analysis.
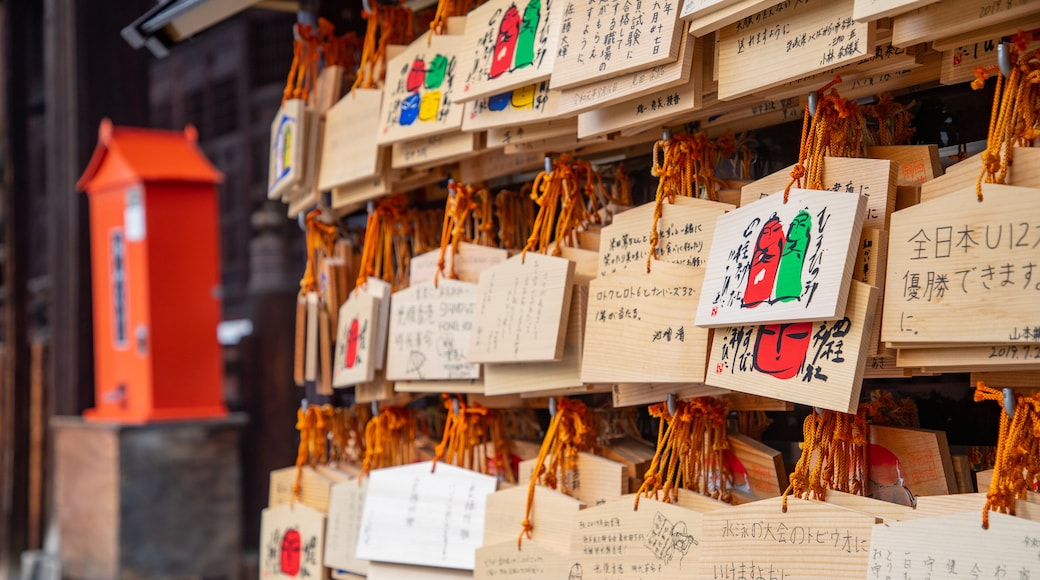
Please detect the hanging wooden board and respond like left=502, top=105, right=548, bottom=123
left=891, top=0, right=1040, bottom=48
left=685, top=0, right=775, bottom=36
left=268, top=99, right=307, bottom=200
left=883, top=183, right=1040, bottom=344
left=582, top=260, right=710, bottom=383
left=391, top=131, right=481, bottom=170
left=696, top=188, right=868, bottom=327
left=549, top=0, right=684, bottom=90
left=486, top=118, right=578, bottom=147
left=259, top=502, right=327, bottom=580
left=410, top=244, right=511, bottom=287
left=862, top=353, right=911, bottom=379
left=325, top=478, right=369, bottom=576
left=698, top=496, right=878, bottom=579
left=867, top=511, right=1040, bottom=578
left=739, top=158, right=896, bottom=231
left=597, top=197, right=734, bottom=277
left=269, top=465, right=338, bottom=513
left=930, top=14, right=1040, bottom=52
left=368, top=562, right=472, bottom=580
left=896, top=344, right=1040, bottom=370
left=577, top=36, right=705, bottom=139
left=821, top=489, right=917, bottom=522
left=555, top=24, right=695, bottom=116
left=855, top=228, right=889, bottom=356
left=451, top=0, right=563, bottom=102
left=394, top=377, right=486, bottom=395
left=868, top=425, right=957, bottom=503
left=866, top=145, right=942, bottom=186
left=468, top=252, right=576, bottom=363
left=852, top=0, right=940, bottom=22
left=386, top=280, right=481, bottom=382
left=559, top=247, right=599, bottom=280
left=355, top=370, right=396, bottom=403
left=568, top=497, right=705, bottom=578
left=483, top=484, right=585, bottom=547
left=723, top=392, right=795, bottom=411
left=705, top=280, right=879, bottom=414
left=319, top=89, right=385, bottom=191
left=376, top=25, right=468, bottom=146
left=333, top=291, right=380, bottom=386
left=700, top=95, right=805, bottom=137
left=461, top=81, right=564, bottom=132
left=517, top=452, right=626, bottom=508
left=681, top=0, right=741, bottom=21
left=483, top=285, right=588, bottom=396
left=941, top=31, right=1040, bottom=85
left=331, top=170, right=390, bottom=214
left=476, top=539, right=569, bottom=580
left=717, top=0, right=875, bottom=101
left=726, top=433, right=786, bottom=501
left=363, top=278, right=393, bottom=372
left=971, top=370, right=1040, bottom=389
left=458, top=149, right=545, bottom=183
left=611, top=383, right=728, bottom=407
left=356, top=462, right=498, bottom=570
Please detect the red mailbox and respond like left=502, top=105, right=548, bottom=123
left=77, top=119, right=227, bottom=423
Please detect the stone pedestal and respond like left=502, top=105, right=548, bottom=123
left=53, top=415, right=246, bottom=579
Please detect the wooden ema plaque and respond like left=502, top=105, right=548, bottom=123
left=333, top=290, right=380, bottom=386
left=942, top=33, right=1040, bottom=86
left=391, top=131, right=481, bottom=170
left=696, top=188, right=867, bottom=327
left=517, top=452, right=626, bottom=508
left=259, top=503, right=327, bottom=580
left=577, top=36, right=705, bottom=139
left=549, top=0, right=684, bottom=90
left=896, top=344, right=1040, bottom=372
left=717, top=0, right=875, bottom=101
left=597, top=196, right=734, bottom=277
left=268, top=99, right=308, bottom=200
left=852, top=0, right=939, bottom=21
left=476, top=539, right=570, bottom=579
left=726, top=433, right=786, bottom=502
left=739, top=157, right=897, bottom=231
left=567, top=497, right=706, bottom=579
left=698, top=496, right=878, bottom=579
left=410, top=243, right=510, bottom=287
left=883, top=184, right=1040, bottom=344
left=376, top=25, right=467, bottom=146
left=386, top=280, right=481, bottom=382
left=484, top=484, right=584, bottom=546
left=356, top=462, right=498, bottom=570
left=681, top=0, right=740, bottom=20
left=611, top=383, right=728, bottom=408
left=868, top=425, right=957, bottom=505
left=468, top=252, right=576, bottom=363
left=318, top=89, right=384, bottom=191
left=368, top=562, right=470, bottom=579
left=452, top=0, right=563, bottom=102
left=891, top=0, right=1040, bottom=48
left=705, top=280, right=879, bottom=414
left=483, top=285, right=588, bottom=396
left=855, top=228, right=889, bottom=356
left=867, top=511, right=1040, bottom=579
left=582, top=260, right=710, bottom=384
left=325, top=478, right=369, bottom=575
left=461, top=81, right=563, bottom=132
left=556, top=21, right=695, bottom=116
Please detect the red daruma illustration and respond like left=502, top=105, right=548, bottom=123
left=752, top=322, right=813, bottom=380
left=743, top=214, right=786, bottom=308
left=868, top=443, right=915, bottom=506
left=280, top=529, right=302, bottom=576
left=490, top=5, right=521, bottom=78
left=345, top=318, right=360, bottom=369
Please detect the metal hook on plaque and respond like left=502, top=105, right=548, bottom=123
left=998, top=43, right=1013, bottom=78
left=453, top=396, right=461, bottom=416
left=807, top=91, right=819, bottom=117
left=1003, top=387, right=1016, bottom=418
left=371, top=400, right=379, bottom=417
left=549, top=396, right=557, bottom=418
left=544, top=155, right=554, bottom=177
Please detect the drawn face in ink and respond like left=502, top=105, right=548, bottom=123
left=510, top=84, right=536, bottom=110
left=399, top=92, right=421, bottom=126
left=345, top=318, right=360, bottom=369
left=568, top=563, right=584, bottom=580
left=406, top=58, right=426, bottom=92
left=774, top=209, right=812, bottom=303
left=419, top=90, right=442, bottom=122
left=514, top=0, right=541, bottom=69
left=488, top=90, right=512, bottom=111
left=424, top=55, right=449, bottom=89
left=490, top=6, right=521, bottom=79
left=868, top=444, right=915, bottom=507
left=280, top=529, right=302, bottom=576
left=742, top=215, right=785, bottom=308
left=752, top=322, right=812, bottom=380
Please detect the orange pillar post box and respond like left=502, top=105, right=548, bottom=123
left=76, top=119, right=227, bottom=423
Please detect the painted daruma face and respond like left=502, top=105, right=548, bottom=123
left=743, top=215, right=785, bottom=307
left=346, top=318, right=360, bottom=369
left=280, top=529, right=302, bottom=576
left=752, top=322, right=812, bottom=380
left=774, top=209, right=812, bottom=303
left=490, top=6, right=521, bottom=78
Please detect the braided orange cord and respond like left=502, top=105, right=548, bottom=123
left=781, top=407, right=868, bottom=512
left=522, top=156, right=583, bottom=259
left=974, top=382, right=1040, bottom=529
left=518, top=399, right=596, bottom=548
